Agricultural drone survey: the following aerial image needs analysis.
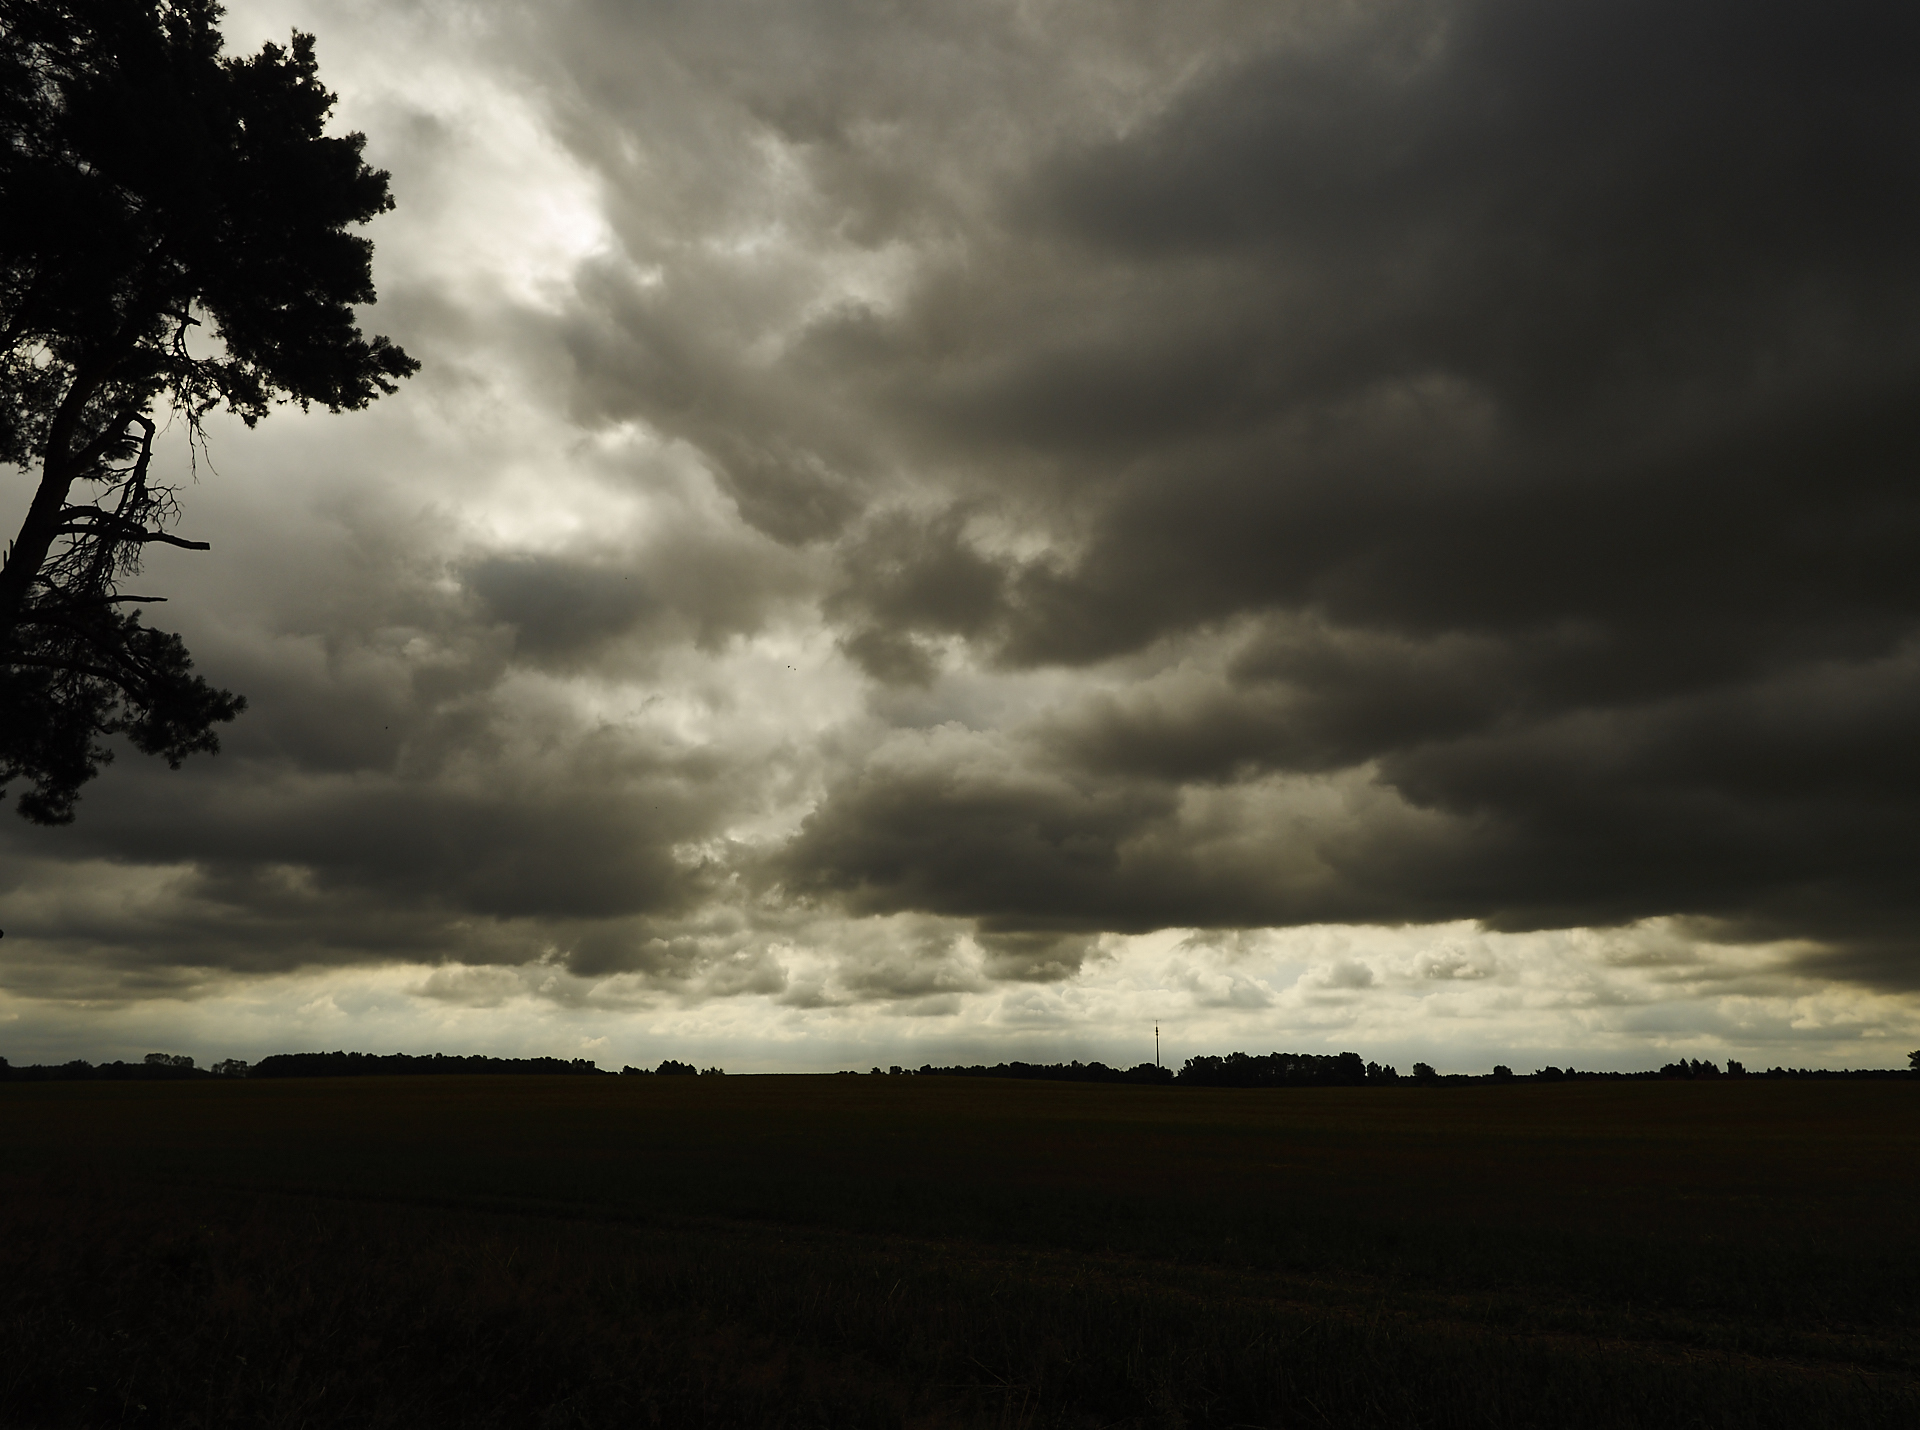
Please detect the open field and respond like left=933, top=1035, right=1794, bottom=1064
left=3, top=1076, right=1917, bottom=1427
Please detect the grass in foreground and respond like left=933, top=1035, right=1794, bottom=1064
left=2, top=1076, right=1916, bottom=1427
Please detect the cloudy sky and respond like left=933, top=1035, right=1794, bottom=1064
left=4, top=0, right=1919, bottom=1073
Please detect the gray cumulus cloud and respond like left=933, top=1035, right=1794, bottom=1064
left=680, top=0, right=1920, bottom=984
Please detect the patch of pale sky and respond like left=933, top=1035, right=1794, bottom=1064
left=227, top=0, right=613, bottom=312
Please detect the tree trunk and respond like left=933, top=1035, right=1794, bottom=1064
left=0, top=355, right=125, bottom=631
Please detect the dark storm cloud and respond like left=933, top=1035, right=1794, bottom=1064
left=557, top=260, right=876, bottom=544
left=0, top=466, right=770, bottom=991
left=0, top=715, right=730, bottom=952
left=770, top=723, right=1485, bottom=962
left=464, top=537, right=802, bottom=664
left=526, top=0, right=1916, bottom=980
left=826, top=508, right=1007, bottom=683
left=914, top=0, right=1920, bottom=664
left=465, top=556, right=666, bottom=661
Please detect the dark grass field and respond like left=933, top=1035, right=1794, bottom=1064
left=3, top=1076, right=1916, bottom=1427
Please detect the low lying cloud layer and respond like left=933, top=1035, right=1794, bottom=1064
left=4, top=0, right=1918, bottom=1066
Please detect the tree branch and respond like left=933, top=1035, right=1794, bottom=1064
left=49, top=522, right=208, bottom=550
left=65, top=398, right=151, bottom=479
left=2, top=651, right=140, bottom=688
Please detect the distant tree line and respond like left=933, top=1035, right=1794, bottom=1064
left=0, top=1050, right=621, bottom=1080
left=901, top=1050, right=1920, bottom=1086
left=905, top=1059, right=1174, bottom=1085
left=249, top=1051, right=611, bottom=1078
left=1178, top=1051, right=1368, bottom=1086
left=0, top=1051, right=728, bottom=1081
left=4, top=1049, right=1916, bottom=1083
left=620, top=1061, right=725, bottom=1076
left=0, top=1051, right=221, bottom=1081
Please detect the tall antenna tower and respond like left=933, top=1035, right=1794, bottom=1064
left=1155, top=1023, right=1160, bottom=1069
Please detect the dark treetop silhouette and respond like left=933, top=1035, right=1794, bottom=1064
left=0, top=0, right=415, bottom=822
